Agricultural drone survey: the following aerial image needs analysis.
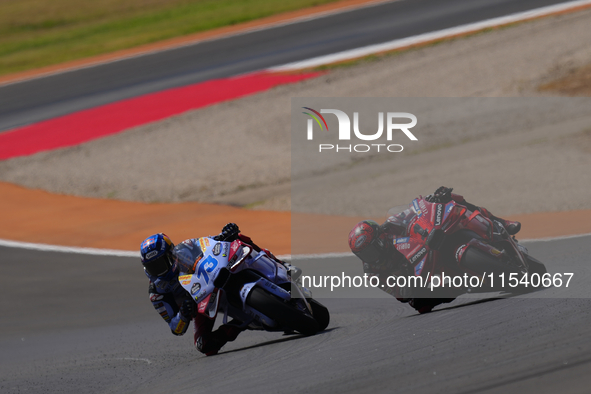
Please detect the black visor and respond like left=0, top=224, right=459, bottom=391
left=144, top=253, right=172, bottom=277
left=354, top=239, right=384, bottom=264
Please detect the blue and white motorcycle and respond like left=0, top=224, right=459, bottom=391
left=175, top=236, right=329, bottom=336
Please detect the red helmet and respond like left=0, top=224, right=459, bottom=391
left=348, top=220, right=385, bottom=263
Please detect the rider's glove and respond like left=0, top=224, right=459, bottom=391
left=219, top=223, right=240, bottom=242
left=432, top=186, right=453, bottom=203
left=180, top=299, right=196, bottom=320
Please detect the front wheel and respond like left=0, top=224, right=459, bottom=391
left=246, top=288, right=319, bottom=336
left=308, top=299, right=330, bottom=331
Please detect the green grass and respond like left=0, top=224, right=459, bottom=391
left=0, top=0, right=343, bottom=76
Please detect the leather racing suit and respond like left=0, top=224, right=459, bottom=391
left=147, top=232, right=289, bottom=355
left=361, top=191, right=518, bottom=313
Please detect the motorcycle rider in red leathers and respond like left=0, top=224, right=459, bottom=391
left=140, top=223, right=294, bottom=355
left=348, top=187, right=522, bottom=314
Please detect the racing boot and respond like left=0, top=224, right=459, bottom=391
left=503, top=220, right=521, bottom=236
left=479, top=207, right=521, bottom=236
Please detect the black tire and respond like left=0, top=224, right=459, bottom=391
left=461, top=246, right=523, bottom=291
left=462, top=246, right=523, bottom=276
left=308, top=299, right=330, bottom=331
left=525, top=255, right=548, bottom=289
left=526, top=255, right=548, bottom=275
left=246, top=287, right=319, bottom=336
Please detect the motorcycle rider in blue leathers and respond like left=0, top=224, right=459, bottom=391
left=140, top=223, right=295, bottom=355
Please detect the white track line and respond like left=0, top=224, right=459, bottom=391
left=520, top=232, right=591, bottom=243
left=282, top=252, right=354, bottom=261
left=0, top=238, right=138, bottom=258
left=2, top=3, right=588, bottom=257
left=5, top=0, right=588, bottom=86
left=269, top=0, right=591, bottom=71
left=117, top=357, right=152, bottom=364
left=2, top=232, right=590, bottom=260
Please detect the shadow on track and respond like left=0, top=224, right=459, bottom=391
left=215, top=328, right=338, bottom=356
left=402, top=296, right=506, bottom=318
left=404, top=286, right=551, bottom=317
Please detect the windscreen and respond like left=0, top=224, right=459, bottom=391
left=173, top=241, right=203, bottom=274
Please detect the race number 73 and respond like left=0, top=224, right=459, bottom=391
left=197, top=255, right=218, bottom=284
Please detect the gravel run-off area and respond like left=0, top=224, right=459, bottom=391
left=1, top=9, right=591, bottom=219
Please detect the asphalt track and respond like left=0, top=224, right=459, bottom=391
left=2, top=235, right=591, bottom=393
left=0, top=0, right=578, bottom=132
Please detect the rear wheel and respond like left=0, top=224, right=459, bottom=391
left=526, top=255, right=547, bottom=275
left=461, top=246, right=523, bottom=291
left=462, top=246, right=523, bottom=275
left=525, top=254, right=548, bottom=289
left=246, top=287, right=319, bottom=336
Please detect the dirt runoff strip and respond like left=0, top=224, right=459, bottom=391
left=3, top=7, right=591, bottom=254
left=2, top=181, right=591, bottom=256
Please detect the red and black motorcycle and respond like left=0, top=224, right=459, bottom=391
left=387, top=195, right=547, bottom=297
